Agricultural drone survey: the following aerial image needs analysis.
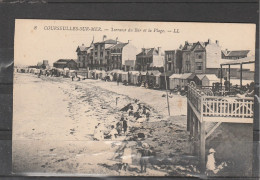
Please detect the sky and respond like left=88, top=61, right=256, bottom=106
left=14, top=19, right=256, bottom=66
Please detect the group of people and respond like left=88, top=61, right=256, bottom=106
left=109, top=115, right=128, bottom=140
left=121, top=100, right=151, bottom=125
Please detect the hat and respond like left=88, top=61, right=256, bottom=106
left=209, top=148, right=216, bottom=153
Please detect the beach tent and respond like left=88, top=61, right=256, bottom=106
left=93, top=70, right=102, bottom=79
left=110, top=69, right=124, bottom=81
left=169, top=74, right=182, bottom=89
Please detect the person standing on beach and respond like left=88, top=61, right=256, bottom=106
left=139, top=142, right=151, bottom=173
left=117, top=78, right=120, bottom=86
left=122, top=118, right=128, bottom=135
left=121, top=143, right=132, bottom=172
left=109, top=125, right=118, bottom=140
left=116, top=121, right=122, bottom=136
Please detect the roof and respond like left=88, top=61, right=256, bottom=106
left=136, top=48, right=159, bottom=56
left=196, top=74, right=206, bottom=80
left=179, top=73, right=193, bottom=79
left=203, top=74, right=219, bottom=81
left=220, top=56, right=255, bottom=66
left=111, top=43, right=128, bottom=49
left=222, top=50, right=250, bottom=57
left=95, top=39, right=120, bottom=44
left=54, top=59, right=76, bottom=64
left=169, top=73, right=182, bottom=79
left=147, top=70, right=160, bottom=75
left=76, top=44, right=88, bottom=52
left=37, top=62, right=43, bottom=66
left=129, top=71, right=140, bottom=75
left=105, top=44, right=115, bottom=49
left=182, top=41, right=212, bottom=51
left=160, top=71, right=174, bottom=77
left=140, top=71, right=147, bottom=75
left=110, top=69, right=124, bottom=73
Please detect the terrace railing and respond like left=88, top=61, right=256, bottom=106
left=187, top=83, right=254, bottom=119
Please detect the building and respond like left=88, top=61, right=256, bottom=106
left=88, top=37, right=118, bottom=71
left=181, top=39, right=222, bottom=74
left=124, top=60, right=135, bottom=71
left=165, top=48, right=182, bottom=73
left=53, top=59, right=77, bottom=69
left=136, top=47, right=164, bottom=72
left=37, top=60, right=49, bottom=69
left=108, top=41, right=138, bottom=71
left=221, top=49, right=250, bottom=60
left=77, top=36, right=138, bottom=71
left=76, top=44, right=89, bottom=68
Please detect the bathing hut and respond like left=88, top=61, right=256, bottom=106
left=169, top=74, right=182, bottom=89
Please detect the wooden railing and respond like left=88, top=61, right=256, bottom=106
left=187, top=83, right=254, bottom=119
left=202, top=96, right=254, bottom=118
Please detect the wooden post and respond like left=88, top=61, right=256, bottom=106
left=187, top=103, right=190, bottom=131
left=190, top=110, right=194, bottom=139
left=240, top=63, right=243, bottom=89
left=228, top=64, right=231, bottom=92
left=200, top=121, right=206, bottom=173
left=220, top=65, right=223, bottom=88
left=164, top=63, right=171, bottom=116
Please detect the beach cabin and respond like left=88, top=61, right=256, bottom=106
left=140, top=71, right=147, bottom=82
left=179, top=73, right=194, bottom=88
left=193, top=74, right=205, bottom=86
left=148, top=71, right=161, bottom=87
left=160, top=72, right=174, bottom=90
left=201, top=74, right=219, bottom=86
left=169, top=74, right=182, bottom=90
left=130, top=71, right=140, bottom=85
left=121, top=72, right=129, bottom=82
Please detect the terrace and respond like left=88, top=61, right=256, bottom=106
left=187, top=57, right=255, bottom=173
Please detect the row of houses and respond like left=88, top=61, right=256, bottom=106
left=74, top=36, right=251, bottom=76
left=34, top=36, right=253, bottom=89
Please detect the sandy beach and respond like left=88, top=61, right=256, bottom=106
left=13, top=73, right=197, bottom=176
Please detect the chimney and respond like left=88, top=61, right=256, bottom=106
left=185, top=41, right=188, bottom=45
left=103, top=35, right=107, bottom=41
left=216, top=40, right=219, bottom=45
left=158, top=47, right=161, bottom=55
left=142, top=48, right=145, bottom=54
left=179, top=44, right=183, bottom=49
left=208, top=39, right=212, bottom=44
left=116, top=37, right=118, bottom=44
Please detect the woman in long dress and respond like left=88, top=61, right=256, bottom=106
left=121, top=144, right=132, bottom=172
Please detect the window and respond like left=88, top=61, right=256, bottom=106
left=186, top=61, right=190, bottom=71
left=196, top=53, right=202, bottom=59
left=95, top=52, right=97, bottom=56
left=168, top=63, right=172, bottom=71
left=196, top=62, right=203, bottom=70
left=100, top=52, right=103, bottom=57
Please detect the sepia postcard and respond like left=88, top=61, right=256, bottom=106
left=13, top=19, right=256, bottom=177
